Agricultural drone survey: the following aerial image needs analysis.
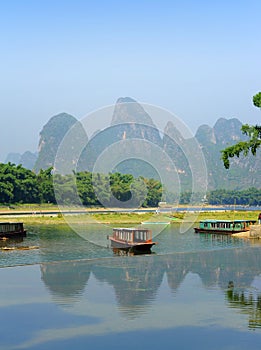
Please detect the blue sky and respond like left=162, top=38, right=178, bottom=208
left=0, top=0, right=260, bottom=161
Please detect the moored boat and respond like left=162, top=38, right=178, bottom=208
left=0, top=222, right=27, bottom=238
left=108, top=227, right=157, bottom=253
left=194, top=219, right=256, bottom=234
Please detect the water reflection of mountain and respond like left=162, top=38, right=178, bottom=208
left=40, top=261, right=91, bottom=304
left=190, top=248, right=261, bottom=290
left=92, top=256, right=164, bottom=318
left=40, top=247, right=261, bottom=320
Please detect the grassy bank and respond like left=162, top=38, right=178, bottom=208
left=3, top=212, right=155, bottom=225
left=195, top=210, right=259, bottom=222
left=0, top=209, right=259, bottom=225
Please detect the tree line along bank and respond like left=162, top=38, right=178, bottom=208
left=0, top=163, right=260, bottom=207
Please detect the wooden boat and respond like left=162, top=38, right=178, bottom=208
left=194, top=219, right=256, bottom=235
left=108, top=227, right=157, bottom=253
left=0, top=222, right=27, bottom=238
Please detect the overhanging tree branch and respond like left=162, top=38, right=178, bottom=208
left=221, top=92, right=261, bottom=169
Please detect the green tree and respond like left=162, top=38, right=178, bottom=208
left=0, top=163, right=39, bottom=204
left=221, top=93, right=261, bottom=169
left=53, top=173, right=80, bottom=205
left=37, top=167, right=56, bottom=203
left=76, top=171, right=109, bottom=206
left=0, top=181, right=14, bottom=203
left=142, top=178, right=162, bottom=207
left=130, top=177, right=148, bottom=207
left=109, top=173, right=133, bottom=205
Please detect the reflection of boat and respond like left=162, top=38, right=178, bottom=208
left=108, top=227, right=157, bottom=253
left=112, top=247, right=156, bottom=256
left=194, top=219, right=256, bottom=234
left=0, top=222, right=26, bottom=238
left=1, top=246, right=38, bottom=251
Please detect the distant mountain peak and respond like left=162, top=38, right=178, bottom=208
left=116, top=97, right=137, bottom=104
left=34, top=112, right=84, bottom=173
left=214, top=117, right=242, bottom=128
left=195, top=124, right=216, bottom=144
left=5, top=151, right=37, bottom=170
left=213, top=117, right=244, bottom=144
left=111, top=96, right=155, bottom=126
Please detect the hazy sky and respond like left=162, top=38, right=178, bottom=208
left=0, top=0, right=260, bottom=161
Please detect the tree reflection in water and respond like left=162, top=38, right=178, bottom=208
left=226, top=281, right=261, bottom=329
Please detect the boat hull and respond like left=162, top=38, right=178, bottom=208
left=109, top=237, right=155, bottom=252
left=194, top=228, right=247, bottom=235
left=0, top=222, right=27, bottom=239
left=0, top=230, right=27, bottom=239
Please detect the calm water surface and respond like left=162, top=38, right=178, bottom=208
left=1, top=223, right=261, bottom=349
left=0, top=223, right=254, bottom=267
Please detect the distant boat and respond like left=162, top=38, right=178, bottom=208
left=0, top=222, right=27, bottom=239
left=108, top=227, right=157, bottom=253
left=194, top=219, right=256, bottom=234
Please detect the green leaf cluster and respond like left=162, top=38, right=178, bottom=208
left=253, top=92, right=261, bottom=108
left=221, top=92, right=261, bottom=169
left=222, top=124, right=261, bottom=169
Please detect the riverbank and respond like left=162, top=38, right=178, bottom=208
left=0, top=207, right=259, bottom=225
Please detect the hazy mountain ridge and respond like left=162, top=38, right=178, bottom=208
left=5, top=151, right=38, bottom=170
left=195, top=118, right=261, bottom=189
left=5, top=98, right=261, bottom=190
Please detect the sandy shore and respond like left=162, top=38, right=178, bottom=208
left=232, top=231, right=251, bottom=238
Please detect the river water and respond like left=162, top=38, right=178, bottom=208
left=0, top=223, right=255, bottom=267
left=1, top=223, right=261, bottom=349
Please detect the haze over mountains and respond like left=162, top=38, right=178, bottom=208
left=5, top=97, right=261, bottom=190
